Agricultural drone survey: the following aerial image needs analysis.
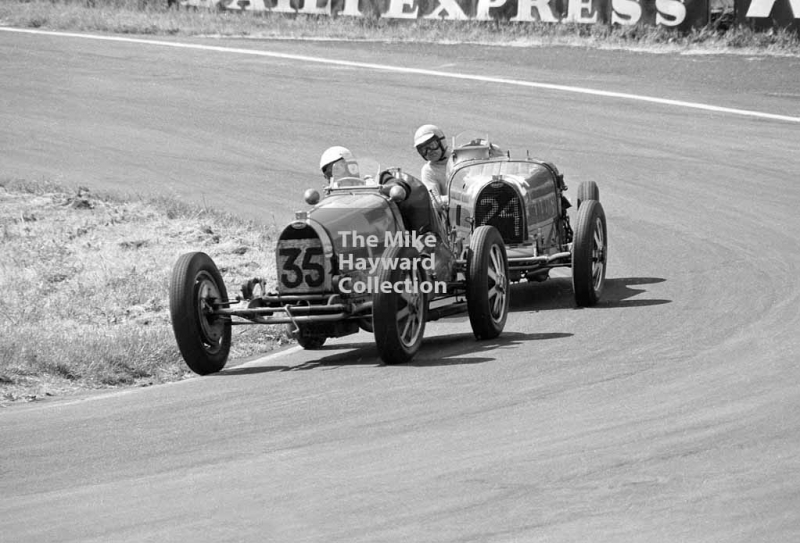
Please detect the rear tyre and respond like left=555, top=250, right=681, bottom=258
left=467, top=225, right=509, bottom=340
left=572, top=200, right=608, bottom=307
left=170, top=252, right=231, bottom=375
left=576, top=181, right=600, bottom=210
left=373, top=245, right=428, bottom=364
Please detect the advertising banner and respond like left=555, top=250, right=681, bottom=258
left=184, top=0, right=709, bottom=28
left=736, top=0, right=800, bottom=31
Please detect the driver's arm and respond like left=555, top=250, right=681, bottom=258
left=428, top=186, right=448, bottom=210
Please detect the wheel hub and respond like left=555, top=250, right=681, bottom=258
left=197, top=277, right=224, bottom=344
left=496, top=271, right=507, bottom=293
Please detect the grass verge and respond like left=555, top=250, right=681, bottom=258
left=0, top=179, right=285, bottom=405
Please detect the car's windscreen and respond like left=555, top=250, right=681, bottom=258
left=329, top=157, right=382, bottom=188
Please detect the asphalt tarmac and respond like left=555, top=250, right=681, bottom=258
left=2, top=29, right=799, bottom=542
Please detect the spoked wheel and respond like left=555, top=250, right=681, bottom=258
left=169, top=252, right=231, bottom=375
left=572, top=200, right=608, bottom=307
left=373, top=245, right=428, bottom=365
left=286, top=323, right=327, bottom=349
left=467, top=225, right=509, bottom=340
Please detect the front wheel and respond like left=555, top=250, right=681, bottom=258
left=467, top=225, right=509, bottom=340
left=169, top=252, right=231, bottom=375
left=572, top=200, right=608, bottom=306
left=373, top=245, right=428, bottom=364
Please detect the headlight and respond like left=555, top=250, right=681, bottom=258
left=304, top=189, right=320, bottom=205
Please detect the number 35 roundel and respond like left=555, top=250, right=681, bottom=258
left=278, top=239, right=325, bottom=293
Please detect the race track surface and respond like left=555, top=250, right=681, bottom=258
left=2, top=29, right=800, bottom=543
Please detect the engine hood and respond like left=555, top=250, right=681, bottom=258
left=447, top=159, right=561, bottom=245
left=306, top=192, right=403, bottom=255
left=449, top=160, right=556, bottom=203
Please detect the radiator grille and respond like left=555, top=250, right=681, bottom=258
left=475, top=184, right=524, bottom=244
left=277, top=225, right=326, bottom=293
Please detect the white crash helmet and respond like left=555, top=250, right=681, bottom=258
left=414, top=124, right=447, bottom=157
left=320, top=146, right=359, bottom=180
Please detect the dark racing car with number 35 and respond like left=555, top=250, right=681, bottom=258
left=169, top=138, right=607, bottom=374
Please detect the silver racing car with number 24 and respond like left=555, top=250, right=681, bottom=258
left=446, top=134, right=607, bottom=304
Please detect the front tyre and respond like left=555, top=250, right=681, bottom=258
left=169, top=252, right=231, bottom=375
left=373, top=245, right=428, bottom=364
left=572, top=200, right=608, bottom=307
left=467, top=225, right=509, bottom=340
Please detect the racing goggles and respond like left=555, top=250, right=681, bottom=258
left=323, top=159, right=357, bottom=181
left=416, top=137, right=442, bottom=156
left=322, top=159, right=343, bottom=180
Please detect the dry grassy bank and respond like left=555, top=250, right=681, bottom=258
left=0, top=180, right=283, bottom=405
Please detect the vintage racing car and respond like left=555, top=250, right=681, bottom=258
left=169, top=160, right=511, bottom=374
left=169, top=138, right=607, bottom=375
left=446, top=133, right=607, bottom=306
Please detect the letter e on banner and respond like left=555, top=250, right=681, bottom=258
left=511, top=0, right=560, bottom=21
left=564, top=0, right=599, bottom=22
left=386, top=0, right=419, bottom=18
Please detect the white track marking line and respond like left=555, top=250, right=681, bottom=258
left=5, top=346, right=303, bottom=412
left=3, top=27, right=800, bottom=124
left=234, top=346, right=302, bottom=369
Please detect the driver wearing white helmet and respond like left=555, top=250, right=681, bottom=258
left=319, top=146, right=360, bottom=185
left=414, top=124, right=451, bottom=207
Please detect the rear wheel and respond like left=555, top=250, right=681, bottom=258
left=373, top=245, right=428, bottom=364
left=467, top=226, right=509, bottom=340
left=169, top=252, right=231, bottom=375
left=572, top=200, right=608, bottom=306
left=576, top=181, right=600, bottom=210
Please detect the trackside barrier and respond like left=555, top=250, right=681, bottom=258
left=180, top=0, right=798, bottom=31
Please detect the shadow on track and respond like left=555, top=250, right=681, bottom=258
left=509, top=276, right=670, bottom=312
left=598, top=277, right=671, bottom=308
left=217, top=331, right=572, bottom=375
left=218, top=278, right=667, bottom=377
left=406, top=331, right=572, bottom=367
